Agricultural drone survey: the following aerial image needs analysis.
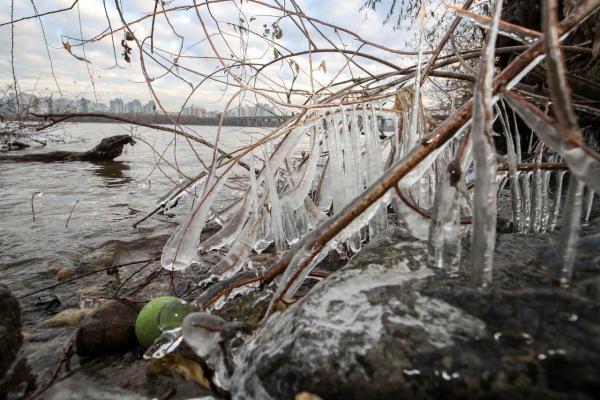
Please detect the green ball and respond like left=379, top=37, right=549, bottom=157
left=158, top=301, right=195, bottom=332
left=135, top=296, right=178, bottom=348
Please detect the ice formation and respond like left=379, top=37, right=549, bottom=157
left=160, top=104, right=405, bottom=283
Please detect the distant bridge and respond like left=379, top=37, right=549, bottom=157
left=223, top=116, right=290, bottom=127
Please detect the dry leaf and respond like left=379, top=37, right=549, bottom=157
left=62, top=41, right=91, bottom=63
left=165, top=354, right=211, bottom=389
left=318, top=60, right=327, bottom=74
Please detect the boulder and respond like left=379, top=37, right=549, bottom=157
left=231, top=224, right=600, bottom=400
left=75, top=300, right=141, bottom=357
left=0, top=284, right=22, bottom=378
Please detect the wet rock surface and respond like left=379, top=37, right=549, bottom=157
left=233, top=218, right=600, bottom=400
left=75, top=300, right=141, bottom=357
left=42, top=379, right=149, bottom=400
left=0, top=284, right=22, bottom=378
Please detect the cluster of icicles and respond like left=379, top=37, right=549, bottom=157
left=159, top=97, right=598, bottom=305
left=494, top=101, right=596, bottom=234
left=160, top=102, right=404, bottom=300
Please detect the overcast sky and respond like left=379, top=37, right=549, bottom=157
left=0, top=0, right=444, bottom=112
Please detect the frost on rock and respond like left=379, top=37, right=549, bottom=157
left=228, top=231, right=486, bottom=400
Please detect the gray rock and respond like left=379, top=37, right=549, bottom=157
left=0, top=283, right=22, bottom=378
left=231, top=226, right=600, bottom=400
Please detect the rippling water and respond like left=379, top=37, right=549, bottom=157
left=0, top=122, right=267, bottom=300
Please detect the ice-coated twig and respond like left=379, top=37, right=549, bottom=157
left=469, top=0, right=502, bottom=286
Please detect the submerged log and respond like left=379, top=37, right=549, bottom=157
left=0, top=135, right=136, bottom=163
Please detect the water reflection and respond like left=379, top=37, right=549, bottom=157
left=92, top=161, right=133, bottom=186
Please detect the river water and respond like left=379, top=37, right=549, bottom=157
left=0, top=122, right=268, bottom=305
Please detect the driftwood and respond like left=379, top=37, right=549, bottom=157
left=0, top=135, right=135, bottom=162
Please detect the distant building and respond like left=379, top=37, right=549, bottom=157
left=92, top=102, right=108, bottom=112
left=181, top=104, right=206, bottom=117
left=109, top=98, right=124, bottom=113
left=54, top=98, right=75, bottom=113
left=143, top=101, right=155, bottom=114
left=78, top=98, right=91, bottom=113
left=125, top=99, right=142, bottom=114
left=256, top=103, right=276, bottom=117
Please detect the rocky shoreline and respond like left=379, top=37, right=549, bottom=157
left=1, top=212, right=599, bottom=399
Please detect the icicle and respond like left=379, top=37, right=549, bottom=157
left=249, top=149, right=259, bottom=216
left=281, top=127, right=321, bottom=211
left=268, top=126, right=311, bottom=172
left=584, top=188, right=595, bottom=224
left=497, top=173, right=509, bottom=199
left=520, top=172, right=532, bottom=232
left=364, top=104, right=387, bottom=236
left=327, top=113, right=346, bottom=216
left=428, top=133, right=473, bottom=272
left=251, top=207, right=272, bottom=253
left=293, top=205, right=311, bottom=238
left=315, top=155, right=333, bottom=211
left=428, top=171, right=463, bottom=271
left=162, top=165, right=234, bottom=271
left=274, top=191, right=392, bottom=304
left=530, top=156, right=543, bottom=233
left=469, top=0, right=502, bottom=287
left=195, top=124, right=310, bottom=254
left=399, top=140, right=454, bottom=189
left=280, top=173, right=300, bottom=246
left=558, top=178, right=585, bottom=285
left=208, top=218, right=258, bottom=278
left=393, top=194, right=430, bottom=241
left=346, top=107, right=363, bottom=191
left=303, top=197, right=328, bottom=229
left=550, top=170, right=566, bottom=231
left=340, top=108, right=362, bottom=252
left=199, top=195, right=252, bottom=253
left=510, top=106, right=522, bottom=163
left=497, top=103, right=522, bottom=231
left=262, top=145, right=286, bottom=252
left=540, top=170, right=552, bottom=232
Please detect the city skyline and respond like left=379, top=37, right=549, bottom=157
left=0, top=91, right=280, bottom=118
